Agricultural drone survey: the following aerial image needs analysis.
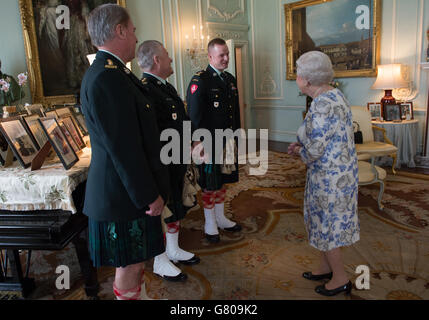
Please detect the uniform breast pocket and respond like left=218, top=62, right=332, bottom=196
left=209, top=91, right=225, bottom=113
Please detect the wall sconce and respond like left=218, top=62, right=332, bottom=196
left=184, top=24, right=210, bottom=60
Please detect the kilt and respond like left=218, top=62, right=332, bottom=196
left=88, top=215, right=165, bottom=268
left=164, top=164, right=188, bottom=224
left=198, top=163, right=239, bottom=191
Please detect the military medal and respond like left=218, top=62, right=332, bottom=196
left=172, top=113, right=177, bottom=120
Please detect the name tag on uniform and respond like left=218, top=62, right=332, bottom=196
left=214, top=102, right=219, bottom=108
left=172, top=113, right=177, bottom=120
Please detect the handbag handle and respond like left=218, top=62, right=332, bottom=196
left=353, top=121, right=360, bottom=132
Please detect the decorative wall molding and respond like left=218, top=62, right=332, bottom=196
left=207, top=0, right=245, bottom=22
left=250, top=0, right=284, bottom=100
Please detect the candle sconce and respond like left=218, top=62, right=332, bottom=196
left=184, top=24, right=210, bottom=68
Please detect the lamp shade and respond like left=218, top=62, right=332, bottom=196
left=371, top=64, right=408, bottom=89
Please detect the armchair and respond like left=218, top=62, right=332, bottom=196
left=351, top=106, right=398, bottom=210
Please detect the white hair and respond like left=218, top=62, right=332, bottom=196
left=137, top=40, right=164, bottom=71
left=296, top=51, right=334, bottom=86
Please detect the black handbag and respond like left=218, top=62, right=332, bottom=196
left=353, top=121, right=363, bottom=144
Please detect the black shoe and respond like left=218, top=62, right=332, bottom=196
left=315, top=281, right=352, bottom=296
left=302, top=271, right=333, bottom=281
left=177, top=255, right=201, bottom=265
left=205, top=233, right=220, bottom=243
left=156, top=272, right=188, bottom=282
left=221, top=223, right=242, bottom=232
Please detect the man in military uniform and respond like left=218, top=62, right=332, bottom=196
left=81, top=4, right=169, bottom=300
left=137, top=40, right=200, bottom=282
left=186, top=38, right=242, bottom=244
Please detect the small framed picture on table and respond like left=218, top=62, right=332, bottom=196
left=399, top=102, right=414, bottom=120
left=0, top=117, right=39, bottom=168
left=367, top=102, right=382, bottom=121
left=38, top=117, right=79, bottom=170
left=22, top=114, right=48, bottom=149
left=384, top=104, right=402, bottom=122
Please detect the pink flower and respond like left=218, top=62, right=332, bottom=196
left=1, top=81, right=10, bottom=93
left=18, top=72, right=28, bottom=87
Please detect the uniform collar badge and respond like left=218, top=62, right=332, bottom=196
left=124, top=67, right=131, bottom=74
left=105, top=59, right=117, bottom=69
left=157, top=81, right=162, bottom=85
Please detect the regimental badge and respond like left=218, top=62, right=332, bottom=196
left=124, top=68, right=130, bottom=74
left=105, top=59, right=117, bottom=69
left=157, top=81, right=162, bottom=85
left=213, top=73, right=217, bottom=77
left=214, top=102, right=219, bottom=108
left=172, top=113, right=177, bottom=121
left=191, top=84, right=198, bottom=94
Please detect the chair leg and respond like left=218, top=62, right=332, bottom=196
left=377, top=180, right=385, bottom=210
left=391, top=154, right=397, bottom=175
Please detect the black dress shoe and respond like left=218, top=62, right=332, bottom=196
left=315, top=281, right=352, bottom=296
left=302, top=271, right=333, bottom=281
left=221, top=223, right=242, bottom=232
left=178, top=255, right=201, bottom=265
left=156, top=272, right=188, bottom=282
left=205, top=233, right=220, bottom=243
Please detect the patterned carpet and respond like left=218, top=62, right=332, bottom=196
left=5, top=152, right=429, bottom=300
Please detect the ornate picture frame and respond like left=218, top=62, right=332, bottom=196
left=284, top=0, right=381, bottom=80
left=19, top=0, right=126, bottom=107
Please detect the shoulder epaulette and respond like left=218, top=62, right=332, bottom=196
left=104, top=59, right=117, bottom=69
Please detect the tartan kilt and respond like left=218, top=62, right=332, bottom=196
left=88, top=215, right=165, bottom=268
left=198, top=163, right=239, bottom=191
left=164, top=164, right=188, bottom=224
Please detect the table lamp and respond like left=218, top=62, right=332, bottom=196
left=371, top=64, right=407, bottom=110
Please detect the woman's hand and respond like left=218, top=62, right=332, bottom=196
left=146, top=195, right=164, bottom=216
left=287, top=142, right=302, bottom=156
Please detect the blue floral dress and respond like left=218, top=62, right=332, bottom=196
left=297, top=88, right=360, bottom=251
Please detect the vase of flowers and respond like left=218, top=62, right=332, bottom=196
left=17, top=72, right=28, bottom=112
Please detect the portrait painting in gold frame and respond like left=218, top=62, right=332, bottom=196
left=19, top=0, right=126, bottom=107
left=284, top=0, right=381, bottom=80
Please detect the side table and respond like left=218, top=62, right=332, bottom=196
left=371, top=120, right=419, bottom=168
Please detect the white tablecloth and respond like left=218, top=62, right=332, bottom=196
left=372, top=120, right=418, bottom=168
left=0, top=148, right=91, bottom=213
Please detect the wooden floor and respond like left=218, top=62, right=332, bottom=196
left=268, top=140, right=429, bottom=175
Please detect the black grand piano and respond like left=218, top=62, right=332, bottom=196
left=0, top=160, right=99, bottom=299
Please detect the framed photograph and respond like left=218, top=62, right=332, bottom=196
left=367, top=102, right=382, bottom=120
left=19, top=0, right=126, bottom=107
left=59, top=123, right=80, bottom=153
left=44, top=111, right=58, bottom=119
left=70, top=106, right=88, bottom=136
left=38, top=117, right=78, bottom=170
left=0, top=117, right=39, bottom=169
left=22, top=114, right=49, bottom=149
left=54, top=106, right=72, bottom=118
left=384, top=104, right=402, bottom=122
left=399, top=102, right=414, bottom=120
left=60, top=116, right=86, bottom=150
left=284, top=0, right=381, bottom=79
left=25, top=104, right=45, bottom=117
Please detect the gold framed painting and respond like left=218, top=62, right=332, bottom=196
left=284, top=0, right=381, bottom=80
left=19, top=0, right=126, bottom=107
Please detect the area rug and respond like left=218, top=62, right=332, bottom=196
left=3, top=151, right=429, bottom=300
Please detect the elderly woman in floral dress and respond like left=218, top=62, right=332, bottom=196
left=288, top=51, right=359, bottom=297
